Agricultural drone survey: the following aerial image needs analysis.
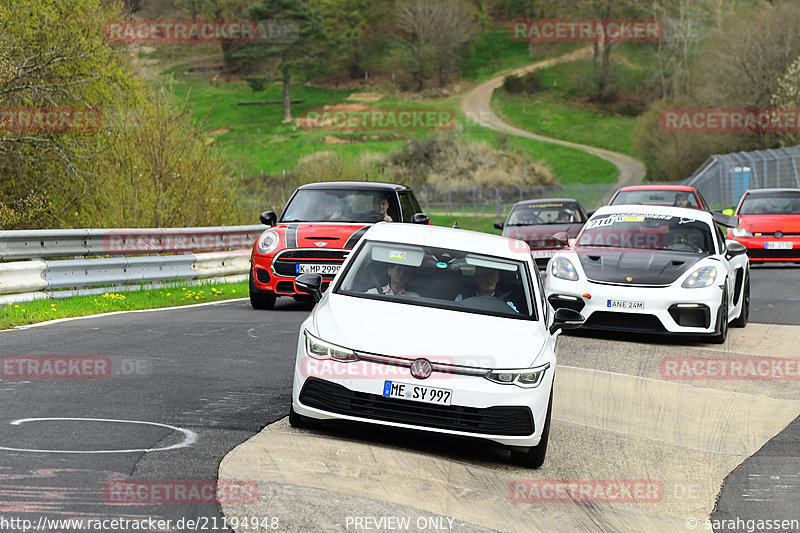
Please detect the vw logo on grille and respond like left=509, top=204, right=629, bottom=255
left=410, top=358, right=432, bottom=380
left=774, top=231, right=784, bottom=239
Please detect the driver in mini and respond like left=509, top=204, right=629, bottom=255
left=455, top=267, right=518, bottom=312
left=373, top=194, right=393, bottom=222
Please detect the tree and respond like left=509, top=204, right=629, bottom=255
left=239, top=0, right=330, bottom=122
left=395, top=0, right=478, bottom=91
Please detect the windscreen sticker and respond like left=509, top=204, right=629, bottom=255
left=528, top=203, right=565, bottom=209
left=586, top=213, right=672, bottom=229
left=388, top=250, right=407, bottom=260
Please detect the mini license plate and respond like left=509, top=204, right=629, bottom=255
left=607, top=299, right=644, bottom=310
left=765, top=241, right=793, bottom=250
left=383, top=381, right=452, bottom=406
left=295, top=263, right=341, bottom=275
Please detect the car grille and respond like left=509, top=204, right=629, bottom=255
left=273, top=249, right=349, bottom=276
left=299, top=378, right=534, bottom=436
left=668, top=304, right=710, bottom=329
left=746, top=248, right=799, bottom=259
left=548, top=295, right=586, bottom=313
left=583, top=311, right=666, bottom=333
left=255, top=268, right=271, bottom=284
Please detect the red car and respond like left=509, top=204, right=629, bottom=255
left=727, top=188, right=800, bottom=262
left=249, top=181, right=428, bottom=309
left=609, top=184, right=710, bottom=210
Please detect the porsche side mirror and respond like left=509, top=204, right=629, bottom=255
left=549, top=308, right=584, bottom=335
left=552, top=231, right=569, bottom=246
left=295, top=273, right=323, bottom=302
left=494, top=221, right=504, bottom=230
left=411, top=213, right=430, bottom=225
left=725, top=240, right=747, bottom=258
left=260, top=211, right=277, bottom=226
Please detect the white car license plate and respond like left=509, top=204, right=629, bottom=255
left=383, top=381, right=452, bottom=406
left=295, top=264, right=341, bottom=275
left=607, top=299, right=644, bottom=310
left=531, top=250, right=555, bottom=259
left=765, top=241, right=793, bottom=250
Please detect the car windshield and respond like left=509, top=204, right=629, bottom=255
left=577, top=212, right=714, bottom=254
left=611, top=190, right=700, bottom=209
left=334, top=240, right=536, bottom=320
left=506, top=202, right=585, bottom=225
left=739, top=191, right=800, bottom=215
left=281, top=189, right=396, bottom=223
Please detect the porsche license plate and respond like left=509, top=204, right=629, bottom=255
left=607, top=299, right=644, bottom=310
left=765, top=241, right=793, bottom=250
left=383, top=381, right=452, bottom=406
left=295, top=264, right=341, bottom=275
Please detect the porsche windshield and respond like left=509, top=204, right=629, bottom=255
left=577, top=213, right=714, bottom=254
left=506, top=202, right=585, bottom=225
left=281, top=189, right=394, bottom=223
left=334, top=241, right=536, bottom=320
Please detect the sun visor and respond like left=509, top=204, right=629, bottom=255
left=370, top=245, right=424, bottom=266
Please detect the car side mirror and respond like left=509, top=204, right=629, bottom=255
left=494, top=221, right=504, bottom=230
left=295, top=273, right=323, bottom=302
left=722, top=208, right=735, bottom=216
left=549, top=307, right=584, bottom=335
left=552, top=231, right=569, bottom=246
left=586, top=209, right=596, bottom=218
left=260, top=211, right=277, bottom=226
left=725, top=240, right=747, bottom=258
left=411, top=213, right=430, bottom=225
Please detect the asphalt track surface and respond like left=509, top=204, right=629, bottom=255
left=0, top=267, right=797, bottom=533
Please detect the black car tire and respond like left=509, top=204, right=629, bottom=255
left=510, top=387, right=552, bottom=469
left=730, top=272, right=749, bottom=328
left=289, top=404, right=318, bottom=428
left=709, top=288, right=728, bottom=344
left=249, top=270, right=276, bottom=310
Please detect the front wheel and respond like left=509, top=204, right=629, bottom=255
left=510, top=388, right=552, bottom=469
left=730, top=272, right=750, bottom=328
left=709, top=288, right=728, bottom=344
left=249, top=270, right=276, bottom=310
left=288, top=405, right=318, bottom=428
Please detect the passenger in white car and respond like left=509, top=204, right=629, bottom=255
left=366, top=263, right=420, bottom=297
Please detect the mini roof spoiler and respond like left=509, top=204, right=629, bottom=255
left=711, top=210, right=739, bottom=228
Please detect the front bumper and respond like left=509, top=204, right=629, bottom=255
left=547, top=277, right=724, bottom=334
left=251, top=249, right=346, bottom=296
left=730, top=236, right=800, bottom=262
left=291, top=342, right=553, bottom=448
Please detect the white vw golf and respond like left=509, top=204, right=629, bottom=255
left=546, top=205, right=749, bottom=343
left=289, top=223, right=583, bottom=468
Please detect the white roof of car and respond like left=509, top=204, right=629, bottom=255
left=593, top=204, right=715, bottom=224
left=361, top=222, right=531, bottom=259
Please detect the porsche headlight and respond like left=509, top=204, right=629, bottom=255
left=485, top=362, right=550, bottom=388
left=304, top=330, right=357, bottom=362
left=550, top=257, right=579, bottom=281
left=731, top=227, right=753, bottom=238
left=682, top=266, right=717, bottom=288
left=256, top=230, right=279, bottom=254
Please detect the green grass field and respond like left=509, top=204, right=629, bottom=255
left=0, top=281, right=247, bottom=330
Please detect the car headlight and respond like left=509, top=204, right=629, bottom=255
left=304, top=330, right=357, bottom=362
left=681, top=266, right=717, bottom=288
left=485, top=362, right=550, bottom=388
left=550, top=257, right=578, bottom=281
left=256, top=230, right=280, bottom=254
left=731, top=227, right=753, bottom=238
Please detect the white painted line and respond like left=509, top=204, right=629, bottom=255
left=0, top=417, right=198, bottom=454
left=0, top=298, right=250, bottom=333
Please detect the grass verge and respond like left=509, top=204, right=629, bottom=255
left=0, top=280, right=247, bottom=331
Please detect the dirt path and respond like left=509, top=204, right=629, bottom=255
left=461, top=47, right=646, bottom=190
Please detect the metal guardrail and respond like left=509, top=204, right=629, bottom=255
left=0, top=225, right=265, bottom=304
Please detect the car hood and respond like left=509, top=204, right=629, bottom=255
left=274, top=222, right=369, bottom=249
left=576, top=248, right=703, bottom=285
left=312, top=294, right=547, bottom=369
left=503, top=223, right=582, bottom=249
left=737, top=214, right=800, bottom=234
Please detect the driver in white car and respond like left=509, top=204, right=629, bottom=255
left=455, top=266, right=518, bottom=312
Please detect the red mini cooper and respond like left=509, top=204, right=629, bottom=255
left=249, top=181, right=429, bottom=309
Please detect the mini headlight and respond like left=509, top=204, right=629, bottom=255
left=550, top=257, right=578, bottom=281
left=732, top=227, right=753, bottom=238
left=485, top=363, right=550, bottom=388
left=256, top=230, right=280, bottom=254
left=681, top=266, right=717, bottom=288
left=304, top=330, right=357, bottom=362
